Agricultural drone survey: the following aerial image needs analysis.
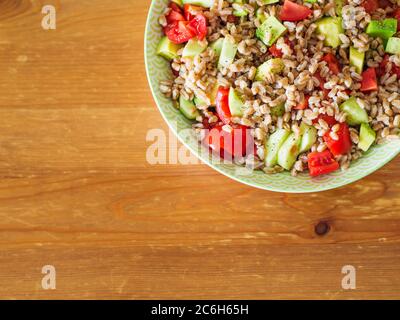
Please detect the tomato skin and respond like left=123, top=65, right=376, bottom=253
left=308, top=150, right=340, bottom=177
left=269, top=44, right=283, bottom=58
left=280, top=0, right=312, bottom=22
left=215, top=87, right=232, bottom=125
left=169, top=2, right=183, bottom=13
left=166, top=10, right=185, bottom=24
left=188, top=14, right=208, bottom=40
left=362, top=0, right=379, bottom=13
left=323, top=123, right=352, bottom=156
left=377, top=54, right=400, bottom=79
left=165, top=21, right=195, bottom=44
left=183, top=4, right=203, bottom=21
left=322, top=53, right=341, bottom=75
left=204, top=125, right=254, bottom=159
left=360, top=67, right=378, bottom=92
left=294, top=95, right=310, bottom=110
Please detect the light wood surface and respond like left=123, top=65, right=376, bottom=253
left=1, top=0, right=400, bottom=300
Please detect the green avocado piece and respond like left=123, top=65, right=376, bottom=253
left=156, top=36, right=183, bottom=61
left=265, top=129, right=291, bottom=167
left=315, top=17, right=344, bottom=49
left=179, top=96, right=200, bottom=120
left=255, top=58, right=284, bottom=81
left=340, top=97, right=369, bottom=126
left=299, top=123, right=317, bottom=154
left=385, top=37, right=400, bottom=54
left=366, top=19, right=397, bottom=40
left=228, top=88, right=245, bottom=117
left=349, top=46, right=365, bottom=74
left=182, top=0, right=214, bottom=8
left=277, top=133, right=302, bottom=170
left=256, top=16, right=287, bottom=46
left=182, top=38, right=208, bottom=58
left=358, top=123, right=376, bottom=152
left=218, top=36, right=238, bottom=70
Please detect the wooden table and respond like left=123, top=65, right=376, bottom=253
left=0, top=0, right=399, bottom=300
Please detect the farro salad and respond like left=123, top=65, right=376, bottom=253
left=156, top=0, right=400, bottom=177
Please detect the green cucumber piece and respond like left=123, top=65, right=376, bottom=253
left=265, top=129, right=291, bottom=167
left=256, top=8, right=267, bottom=23
left=261, top=0, right=279, bottom=4
left=334, top=0, right=344, bottom=14
left=182, top=38, right=208, bottom=58
left=385, top=37, right=400, bottom=54
left=210, top=38, right=224, bottom=57
left=179, top=96, right=200, bottom=120
left=255, top=58, right=284, bottom=81
left=358, top=123, right=376, bottom=152
left=171, top=0, right=183, bottom=6
left=315, top=17, right=343, bottom=49
left=366, top=19, right=397, bottom=40
left=299, top=123, right=317, bottom=153
left=256, top=16, right=287, bottom=46
left=218, top=36, right=238, bottom=70
left=194, top=96, right=208, bottom=108
left=182, top=0, right=214, bottom=8
left=271, top=103, right=285, bottom=117
left=349, top=46, right=365, bottom=74
left=277, top=133, right=302, bottom=170
left=305, top=0, right=317, bottom=3
left=340, top=97, right=369, bottom=126
left=232, top=0, right=249, bottom=17
left=156, top=36, right=183, bottom=61
left=228, top=88, right=245, bottom=117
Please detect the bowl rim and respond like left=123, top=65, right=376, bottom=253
left=144, top=0, right=400, bottom=193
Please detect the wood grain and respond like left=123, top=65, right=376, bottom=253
left=0, top=0, right=400, bottom=300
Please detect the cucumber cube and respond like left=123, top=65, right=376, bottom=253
left=315, top=17, right=344, bottom=49
left=358, top=123, right=376, bottom=152
left=340, top=97, right=369, bottom=126
left=182, top=0, right=215, bottom=8
left=349, top=46, right=365, bottom=74
left=299, top=123, right=317, bottom=154
left=210, top=38, right=224, bottom=57
left=261, top=0, right=279, bottom=4
left=156, top=36, right=183, bottom=61
left=256, top=16, right=287, bottom=46
left=265, top=129, right=291, bottom=167
left=182, top=38, right=208, bottom=58
left=255, top=58, right=284, bottom=81
left=335, top=0, right=344, bottom=15
left=228, top=88, right=245, bottom=117
left=366, top=19, right=397, bottom=40
left=218, top=36, right=238, bottom=70
left=277, top=133, right=302, bottom=170
left=385, top=37, right=400, bottom=55
left=179, top=96, right=200, bottom=120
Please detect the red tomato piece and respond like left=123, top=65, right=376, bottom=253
left=294, top=95, right=310, bottom=110
left=204, top=125, right=255, bottom=160
left=323, top=123, right=352, bottom=156
left=164, top=21, right=195, bottom=44
left=308, top=150, right=340, bottom=177
left=166, top=9, right=185, bottom=24
left=313, top=114, right=338, bottom=127
left=378, top=0, right=392, bottom=8
left=188, top=14, right=208, bottom=40
left=322, top=53, right=341, bottom=75
left=362, top=0, right=379, bottom=13
left=360, top=67, right=378, bottom=92
left=279, top=0, right=312, bottom=22
left=269, top=44, right=283, bottom=58
left=183, top=4, right=203, bottom=21
left=215, top=87, right=232, bottom=125
left=377, top=54, right=400, bottom=79
left=169, top=2, right=183, bottom=13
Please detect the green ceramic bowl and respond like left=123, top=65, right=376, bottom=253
left=144, top=0, right=400, bottom=193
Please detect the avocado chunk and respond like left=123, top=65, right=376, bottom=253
left=210, top=38, right=224, bottom=57
left=315, top=17, right=344, bottom=49
left=271, top=103, right=285, bottom=117
left=179, top=96, right=200, bottom=120
left=218, top=36, right=238, bottom=70
left=228, top=88, right=245, bottom=117
left=340, top=97, right=369, bottom=126
left=182, top=0, right=214, bottom=8
left=157, top=36, right=184, bottom=61
left=385, top=37, right=400, bottom=55
left=256, top=16, right=287, bottom=46
left=277, top=133, right=302, bottom=170
left=299, top=123, right=317, bottom=154
left=265, top=129, right=291, bottom=167
left=358, top=123, right=376, bottom=152
left=366, top=19, right=397, bottom=40
left=182, top=38, right=208, bottom=58
left=349, top=46, right=365, bottom=74
left=255, top=58, right=284, bottom=81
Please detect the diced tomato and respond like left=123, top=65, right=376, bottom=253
left=166, top=9, right=185, bottom=24
left=204, top=125, right=254, bottom=159
left=169, top=2, right=183, bottom=13
left=378, top=0, right=392, bottom=8
left=322, top=53, right=341, bottom=75
left=269, top=44, right=283, bottom=58
left=279, top=0, right=312, bottom=22
left=215, top=87, right=232, bottom=125
left=294, top=95, right=310, bottom=110
left=164, top=21, right=195, bottom=44
left=361, top=0, right=379, bottom=14
left=323, top=123, right=352, bottom=156
left=360, top=67, right=378, bottom=92
left=313, top=114, right=338, bottom=127
left=308, top=150, right=340, bottom=177
left=394, top=9, right=400, bottom=31
left=377, top=54, right=400, bottom=79
left=188, top=14, right=208, bottom=40
left=183, top=4, right=203, bottom=21
left=314, top=72, right=329, bottom=98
